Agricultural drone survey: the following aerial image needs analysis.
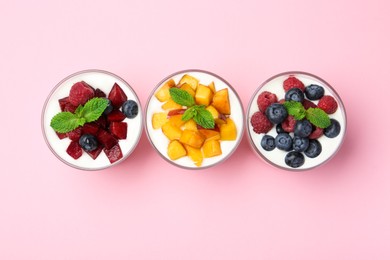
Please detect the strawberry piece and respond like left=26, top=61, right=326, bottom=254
left=63, top=103, right=77, bottom=113
left=283, top=76, right=305, bottom=92
left=55, top=131, right=67, bottom=140
left=104, top=144, right=123, bottom=164
left=318, top=95, right=338, bottom=114
left=168, top=109, right=187, bottom=117
left=94, top=88, right=106, bottom=98
left=108, top=83, right=127, bottom=108
left=67, top=127, right=82, bottom=141
left=302, top=99, right=317, bottom=109
left=109, top=122, right=128, bottom=139
left=58, top=97, right=69, bottom=111
left=97, top=129, right=118, bottom=149
left=257, top=91, right=278, bottom=112
left=250, top=111, right=273, bottom=134
left=107, top=110, right=126, bottom=122
left=82, top=123, right=100, bottom=135
left=309, top=126, right=324, bottom=139
left=68, top=81, right=95, bottom=106
left=281, top=115, right=296, bottom=132
left=66, top=141, right=83, bottom=159
left=95, top=116, right=108, bottom=129
left=85, top=145, right=103, bottom=160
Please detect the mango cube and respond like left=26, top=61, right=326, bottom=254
left=179, top=74, right=199, bottom=90
left=195, top=84, right=213, bottom=106
left=198, top=129, right=221, bottom=142
left=162, top=122, right=182, bottom=140
left=184, top=144, right=203, bottom=167
left=180, top=83, right=195, bottom=97
left=219, top=118, right=237, bottom=141
left=155, top=79, right=175, bottom=102
left=167, top=140, right=187, bottom=160
left=184, top=119, right=197, bottom=130
left=202, top=139, right=222, bottom=158
left=162, top=98, right=182, bottom=110
left=152, top=112, right=168, bottom=129
left=212, top=88, right=230, bottom=115
left=169, top=114, right=186, bottom=128
left=179, top=129, right=206, bottom=149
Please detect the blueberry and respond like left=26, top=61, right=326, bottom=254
left=305, top=84, right=325, bottom=100
left=122, top=100, right=138, bottom=119
left=275, top=133, right=293, bottom=151
left=79, top=134, right=98, bottom=151
left=103, top=99, right=113, bottom=115
left=261, top=135, right=276, bottom=151
left=324, top=119, right=341, bottom=138
left=276, top=123, right=286, bottom=134
left=265, top=103, right=288, bottom=124
left=285, top=88, right=304, bottom=102
left=294, top=119, right=313, bottom=138
left=292, top=136, right=310, bottom=152
left=304, top=139, right=322, bottom=158
left=285, top=151, right=305, bottom=168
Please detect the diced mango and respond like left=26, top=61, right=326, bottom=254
left=219, top=118, right=237, bottom=141
left=162, top=98, right=182, bottom=110
left=184, top=144, right=203, bottom=167
left=184, top=119, right=197, bottom=130
left=195, top=84, right=213, bottom=106
left=208, top=81, right=216, bottom=93
left=179, top=129, right=206, bottom=149
left=152, top=112, right=168, bottom=129
left=202, top=139, right=222, bottom=158
left=161, top=122, right=182, bottom=140
left=198, top=129, right=221, bottom=142
left=211, top=88, right=230, bottom=115
left=179, top=74, right=199, bottom=90
left=154, top=79, right=175, bottom=102
left=169, top=114, right=186, bottom=128
left=180, top=83, right=195, bottom=97
left=167, top=140, right=187, bottom=160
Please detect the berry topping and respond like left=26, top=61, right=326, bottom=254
left=250, top=111, right=273, bottom=134
left=107, top=110, right=126, bottom=122
left=305, top=84, right=324, bottom=100
left=292, top=136, right=310, bottom=152
left=97, top=129, right=118, bottom=149
left=66, top=141, right=83, bottom=159
left=304, top=139, right=322, bottom=158
left=81, top=123, right=100, bottom=135
left=109, top=122, right=128, bottom=139
left=122, top=100, right=139, bottom=119
left=85, top=145, right=103, bottom=160
left=318, top=95, right=338, bottom=114
left=257, top=91, right=278, bottom=112
left=294, top=119, right=313, bottom=138
left=67, top=127, right=82, bottom=141
left=261, top=135, right=276, bottom=151
left=324, top=119, right=341, bottom=138
left=276, top=123, right=286, bottom=134
left=68, top=81, right=95, bottom=106
left=108, top=82, right=128, bottom=108
left=302, top=99, right=317, bottom=110
left=104, top=144, right=123, bottom=164
left=94, top=88, right=107, bottom=98
left=281, top=115, right=296, bottom=132
left=308, top=126, right=324, bottom=139
left=285, top=88, right=304, bottom=103
left=285, top=151, right=305, bottom=168
left=265, top=103, right=288, bottom=124
left=275, top=133, right=293, bottom=151
left=283, top=76, right=305, bottom=92
left=79, top=134, right=99, bottom=152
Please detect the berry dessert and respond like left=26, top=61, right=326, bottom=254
left=145, top=70, right=244, bottom=169
left=247, top=72, right=346, bottom=170
left=42, top=70, right=142, bottom=170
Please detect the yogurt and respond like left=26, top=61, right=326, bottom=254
left=247, top=72, right=347, bottom=171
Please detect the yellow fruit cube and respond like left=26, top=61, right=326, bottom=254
left=162, top=98, right=182, bottom=110
left=211, top=88, right=230, bottom=115
left=184, top=144, right=203, bottom=167
left=178, top=74, right=199, bottom=90
left=184, top=119, right=197, bottom=130
left=152, top=112, right=168, bottom=129
left=202, top=140, right=222, bottom=158
left=161, top=122, right=182, bottom=140
left=195, top=84, right=213, bottom=106
left=180, top=83, right=195, bottom=97
left=179, top=129, right=206, bottom=149
left=208, top=81, right=216, bottom=93
left=169, top=114, right=186, bottom=128
left=198, top=129, right=221, bottom=142
left=154, top=79, right=175, bottom=102
left=220, top=118, right=237, bottom=141
left=167, top=140, right=187, bottom=160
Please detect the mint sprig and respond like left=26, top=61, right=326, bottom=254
left=169, top=88, right=215, bottom=129
left=283, top=101, right=331, bottom=128
left=50, top=97, right=109, bottom=133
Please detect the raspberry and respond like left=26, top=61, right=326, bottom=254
left=250, top=111, right=273, bottom=134
left=281, top=115, right=296, bottom=132
left=257, top=91, right=278, bottom=112
left=318, top=95, right=338, bottom=114
left=302, top=99, right=317, bottom=110
left=309, top=126, right=324, bottom=139
left=283, top=76, right=305, bottom=92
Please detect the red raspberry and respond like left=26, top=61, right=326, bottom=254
left=250, top=111, right=273, bottom=134
left=302, top=99, right=317, bottom=110
left=281, top=115, right=296, bottom=132
left=279, top=98, right=285, bottom=104
left=309, top=126, right=324, bottom=139
left=318, top=95, right=338, bottom=114
left=283, top=76, right=305, bottom=92
left=257, top=91, right=278, bottom=112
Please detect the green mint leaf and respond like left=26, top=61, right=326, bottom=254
left=74, top=105, right=84, bottom=117
left=193, top=106, right=215, bottom=129
left=169, top=88, right=195, bottom=107
left=50, top=112, right=82, bottom=133
left=81, top=97, right=109, bottom=123
left=181, top=107, right=196, bottom=121
left=306, top=108, right=331, bottom=128
left=283, top=101, right=306, bottom=120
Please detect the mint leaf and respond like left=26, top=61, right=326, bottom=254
left=182, top=107, right=196, bottom=121
left=283, top=101, right=306, bottom=120
left=81, top=98, right=109, bottom=122
left=193, top=106, right=215, bottom=129
left=50, top=112, right=82, bottom=133
left=306, top=108, right=331, bottom=128
left=169, top=88, right=195, bottom=107
left=74, top=105, right=84, bottom=117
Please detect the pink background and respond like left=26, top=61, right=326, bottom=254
left=1, top=0, right=390, bottom=259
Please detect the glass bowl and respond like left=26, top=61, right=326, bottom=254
left=246, top=71, right=347, bottom=171
left=145, top=69, right=244, bottom=170
left=41, top=69, right=143, bottom=170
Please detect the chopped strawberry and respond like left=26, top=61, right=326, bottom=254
left=66, top=141, right=83, bottom=159
left=68, top=81, right=95, bottom=106
left=104, top=144, right=123, bottom=163
left=302, top=99, right=317, bottom=109
left=82, top=123, right=100, bottom=135
left=95, top=116, right=108, bottom=129
left=97, top=129, right=118, bottom=149
left=63, top=103, right=77, bottom=113
left=109, top=122, right=127, bottom=139
left=107, top=110, right=126, bottom=122
left=108, top=82, right=127, bottom=108
left=94, top=88, right=106, bottom=98
left=58, top=97, right=69, bottom=111
left=67, top=127, right=82, bottom=141
left=85, top=145, right=103, bottom=160
left=55, top=131, right=67, bottom=140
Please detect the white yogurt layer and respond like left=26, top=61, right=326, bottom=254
left=42, top=70, right=143, bottom=170
left=145, top=70, right=244, bottom=169
left=247, top=72, right=347, bottom=171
